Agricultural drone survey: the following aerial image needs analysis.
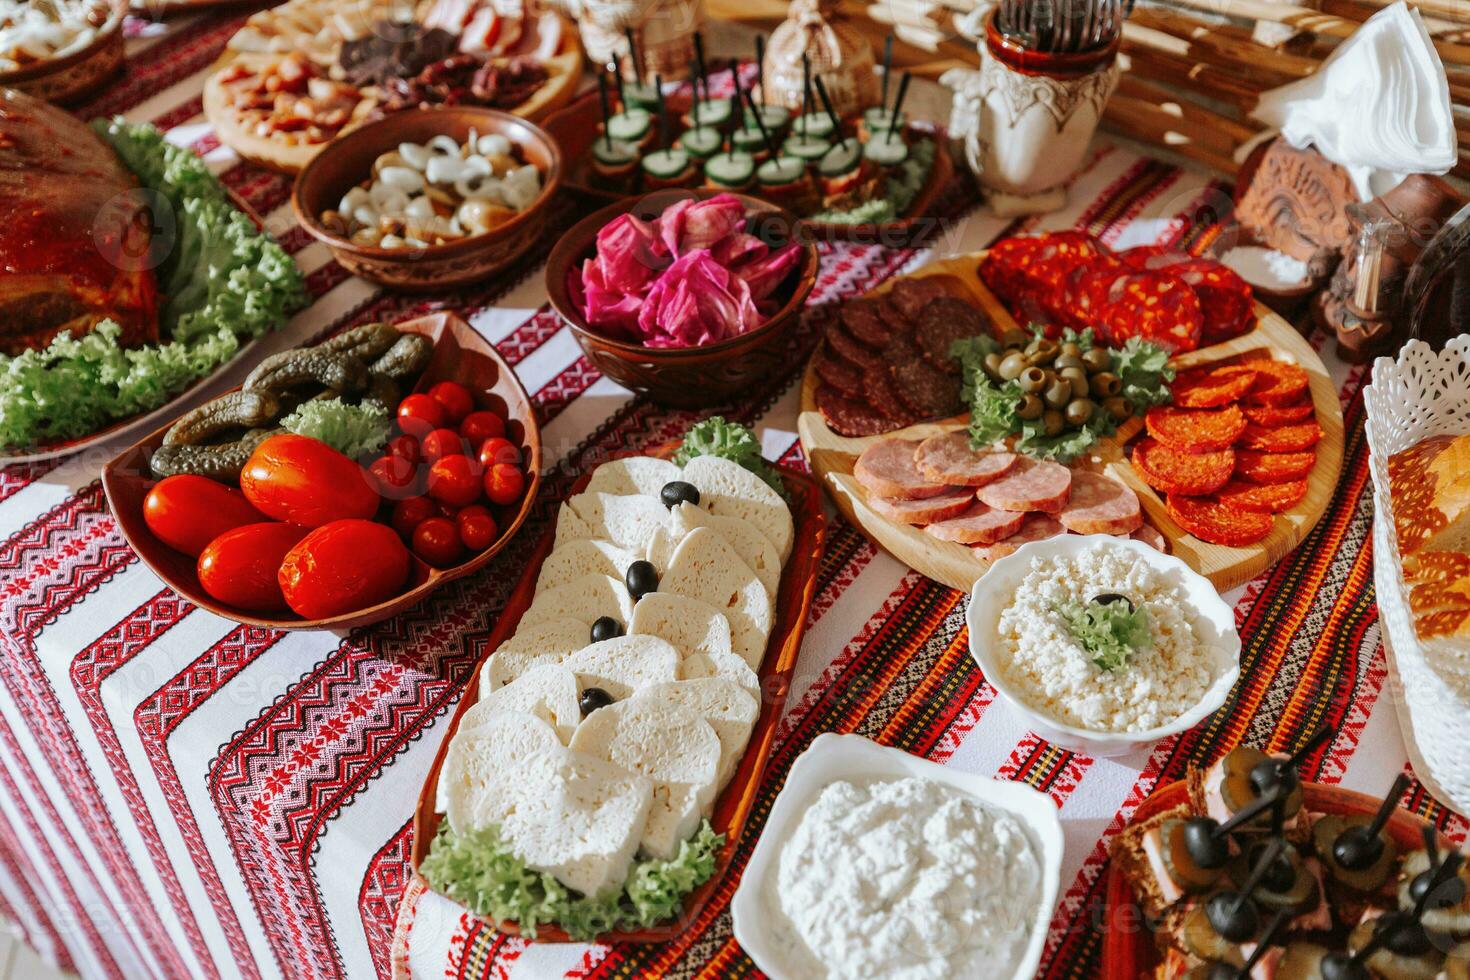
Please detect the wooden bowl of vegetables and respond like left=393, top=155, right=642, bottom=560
left=101, top=312, right=542, bottom=631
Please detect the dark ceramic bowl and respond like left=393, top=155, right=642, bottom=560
left=544, top=190, right=820, bottom=408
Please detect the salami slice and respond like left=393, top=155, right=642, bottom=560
left=972, top=513, right=1067, bottom=561
left=816, top=384, right=896, bottom=437
left=1145, top=404, right=1247, bottom=453
left=868, top=486, right=977, bottom=526
left=1117, top=245, right=1191, bottom=271
left=914, top=431, right=1019, bottom=486
left=888, top=334, right=963, bottom=418
left=1103, top=270, right=1204, bottom=353
left=979, top=237, right=1044, bottom=303
left=1240, top=360, right=1309, bottom=405
left=1217, top=479, right=1309, bottom=514
left=840, top=298, right=892, bottom=349
left=1235, top=449, right=1317, bottom=484
left=976, top=457, right=1073, bottom=513
left=1068, top=256, right=1130, bottom=340
left=1238, top=420, right=1322, bottom=453
left=814, top=343, right=863, bottom=396
left=1131, top=438, right=1235, bottom=495
left=1166, top=494, right=1273, bottom=547
left=1170, top=365, right=1258, bottom=409
left=886, top=277, right=952, bottom=321
left=923, top=501, right=1028, bottom=544
left=867, top=360, right=922, bottom=427
left=1242, top=401, right=1314, bottom=426
left=854, top=438, right=951, bottom=500
left=1168, top=259, right=1254, bottom=344
left=1058, top=471, right=1144, bottom=535
left=915, top=297, right=992, bottom=374
left=1131, top=524, right=1168, bottom=552
left=824, top=314, right=884, bottom=370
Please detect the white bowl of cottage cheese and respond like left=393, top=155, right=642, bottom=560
left=967, top=534, right=1240, bottom=758
left=731, top=733, right=1062, bottom=980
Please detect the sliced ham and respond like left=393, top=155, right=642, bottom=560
left=1058, top=471, right=1143, bottom=535
left=971, top=513, right=1066, bottom=561
left=914, top=431, right=1019, bottom=487
left=922, top=502, right=1027, bottom=544
left=854, top=438, right=950, bottom=500
left=867, top=487, right=976, bottom=525
left=976, top=457, right=1072, bottom=513
left=1131, top=524, right=1167, bottom=552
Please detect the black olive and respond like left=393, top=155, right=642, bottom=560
left=1332, top=825, right=1386, bottom=872
left=579, top=686, right=614, bottom=716
left=660, top=480, right=700, bottom=509
left=1205, top=961, right=1241, bottom=980
left=1182, top=818, right=1230, bottom=870
left=1319, top=952, right=1369, bottom=980
left=1017, top=394, right=1045, bottom=420
left=1018, top=366, right=1048, bottom=393
left=1379, top=911, right=1433, bottom=956
left=1244, top=841, right=1296, bottom=894
left=1247, top=759, right=1298, bottom=800
left=625, top=559, right=659, bottom=599
left=1410, top=867, right=1467, bottom=909
left=1092, top=592, right=1134, bottom=611
left=1205, top=891, right=1259, bottom=943
left=590, top=615, right=623, bottom=642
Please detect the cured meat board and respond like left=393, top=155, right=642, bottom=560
left=795, top=253, right=1344, bottom=594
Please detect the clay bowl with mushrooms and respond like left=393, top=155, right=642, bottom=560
left=293, top=106, right=561, bottom=291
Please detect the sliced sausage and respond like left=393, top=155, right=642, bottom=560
left=914, top=431, right=1019, bottom=487
left=817, top=384, right=896, bottom=438
left=922, top=501, right=1027, bottom=544
left=976, top=457, right=1073, bottom=513
left=814, top=342, right=863, bottom=396
left=1057, top=471, right=1144, bottom=535
left=886, top=333, right=963, bottom=418
left=1131, top=524, right=1167, bottom=552
left=972, top=513, right=1067, bottom=562
left=867, top=487, right=976, bottom=525
left=915, top=297, right=993, bottom=374
left=885, top=277, right=951, bottom=321
left=840, top=298, right=892, bottom=349
left=854, top=438, right=950, bottom=500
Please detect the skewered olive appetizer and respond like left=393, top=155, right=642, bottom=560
left=975, top=329, right=1143, bottom=441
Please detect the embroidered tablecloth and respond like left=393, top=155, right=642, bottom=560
left=0, top=9, right=1438, bottom=980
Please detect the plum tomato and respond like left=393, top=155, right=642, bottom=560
left=427, top=454, right=482, bottom=508
left=421, top=428, right=468, bottom=463
left=397, top=394, right=447, bottom=437
left=385, top=434, right=420, bottom=465
left=390, top=497, right=438, bottom=539
left=197, top=522, right=310, bottom=612
left=144, top=474, right=267, bottom=557
left=412, top=516, right=463, bottom=567
left=459, top=410, right=505, bottom=446
left=456, top=505, right=499, bottom=551
left=278, top=519, right=410, bottom=619
left=427, top=381, right=475, bottom=425
left=483, top=463, right=526, bottom=506
left=369, top=454, right=419, bottom=498
left=240, top=434, right=380, bottom=527
left=477, top=436, right=520, bottom=468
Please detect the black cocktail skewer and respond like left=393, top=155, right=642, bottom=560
left=885, top=71, right=911, bottom=145
left=597, top=71, right=613, bottom=151
left=880, top=36, right=893, bottom=112
left=624, top=27, right=641, bottom=83
left=800, top=52, right=811, bottom=137
left=812, top=75, right=847, bottom=150
left=740, top=87, right=780, bottom=159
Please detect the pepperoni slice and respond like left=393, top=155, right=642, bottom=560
left=840, top=298, right=892, bottom=349
left=1238, top=420, right=1322, bottom=453
left=1166, top=494, right=1274, bottom=547
left=1241, top=360, right=1309, bottom=405
left=816, top=384, right=896, bottom=438
left=1131, top=438, right=1235, bottom=495
left=1235, top=449, right=1316, bottom=484
left=1171, top=365, right=1259, bottom=409
left=854, top=438, right=951, bottom=500
left=914, top=431, right=1019, bottom=486
left=868, top=486, right=977, bottom=525
left=1242, top=401, right=1314, bottom=426
left=972, top=513, right=1067, bottom=562
left=1217, top=479, right=1309, bottom=514
left=1145, top=404, right=1247, bottom=453
left=814, top=343, right=863, bottom=396
left=923, top=501, right=1028, bottom=544
left=1058, top=471, right=1143, bottom=535
left=1103, top=270, right=1204, bottom=353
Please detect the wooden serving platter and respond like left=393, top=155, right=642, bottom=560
left=410, top=450, right=827, bottom=943
left=796, top=253, right=1345, bottom=594
left=102, top=312, right=542, bottom=631
left=1100, top=778, right=1451, bottom=979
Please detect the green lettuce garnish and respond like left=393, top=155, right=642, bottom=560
left=673, top=416, right=787, bottom=500
left=0, top=120, right=306, bottom=450
left=279, top=398, right=391, bottom=460
left=1057, top=597, right=1153, bottom=672
left=420, top=820, right=723, bottom=940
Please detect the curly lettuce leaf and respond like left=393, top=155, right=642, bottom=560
left=1056, top=597, right=1153, bottom=672
left=420, top=820, right=723, bottom=941
left=1112, top=337, right=1175, bottom=409
left=0, top=121, right=305, bottom=450
left=279, top=398, right=390, bottom=460
left=673, top=416, right=787, bottom=500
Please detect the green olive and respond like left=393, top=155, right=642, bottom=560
left=1042, top=409, right=1065, bottom=436
left=1017, top=394, right=1044, bottom=420
left=1059, top=341, right=1083, bottom=359
left=983, top=351, right=1004, bottom=380
left=1055, top=353, right=1085, bottom=372
left=998, top=352, right=1029, bottom=381
left=1025, top=337, right=1059, bottom=364
left=1043, top=378, right=1072, bottom=409
left=1065, top=398, right=1096, bottom=425
left=1018, top=366, right=1048, bottom=393
left=1091, top=372, right=1122, bottom=397
left=1000, top=327, right=1029, bottom=349
left=1103, top=395, right=1134, bottom=421
left=1060, top=367, right=1089, bottom=397
left=1082, top=347, right=1112, bottom=372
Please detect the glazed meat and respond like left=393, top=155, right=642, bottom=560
left=0, top=89, right=159, bottom=355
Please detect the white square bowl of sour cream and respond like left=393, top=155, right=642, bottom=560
left=730, top=732, right=1063, bottom=980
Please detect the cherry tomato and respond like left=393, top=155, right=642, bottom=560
left=240, top=434, right=379, bottom=527
left=412, top=516, right=463, bottom=567
left=143, top=475, right=267, bottom=557
left=390, top=497, right=438, bottom=539
left=477, top=436, right=520, bottom=468
left=427, top=381, right=475, bottom=425
left=278, top=519, right=411, bottom=619
left=456, top=505, right=499, bottom=551
left=397, top=394, right=447, bottom=437
left=197, top=522, right=310, bottom=611
left=483, top=463, right=526, bottom=506
left=420, top=428, right=468, bottom=463
left=385, top=434, right=420, bottom=465
left=459, top=410, right=505, bottom=446
left=369, top=454, right=420, bottom=499
left=427, top=454, right=482, bottom=508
